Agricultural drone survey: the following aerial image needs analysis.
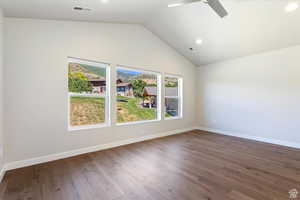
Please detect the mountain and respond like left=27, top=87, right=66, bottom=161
left=117, top=69, right=156, bottom=80
left=69, top=63, right=106, bottom=80
left=117, top=70, right=157, bottom=86
left=81, top=64, right=106, bottom=77
left=117, top=71, right=137, bottom=82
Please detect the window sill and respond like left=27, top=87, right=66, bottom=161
left=68, top=123, right=110, bottom=132
left=116, top=119, right=160, bottom=126
left=164, top=116, right=183, bottom=121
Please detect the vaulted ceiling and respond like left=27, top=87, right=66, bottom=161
left=1, top=0, right=300, bottom=66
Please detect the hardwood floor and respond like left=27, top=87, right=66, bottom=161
left=1, top=130, right=300, bottom=200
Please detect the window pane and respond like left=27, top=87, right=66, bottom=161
left=165, top=77, right=179, bottom=97
left=116, top=67, right=158, bottom=123
left=70, top=96, right=105, bottom=126
left=165, top=98, right=178, bottom=117
left=165, top=76, right=180, bottom=118
left=68, top=59, right=107, bottom=127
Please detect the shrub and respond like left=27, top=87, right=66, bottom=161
left=68, top=72, right=93, bottom=93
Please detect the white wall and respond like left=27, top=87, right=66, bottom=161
left=4, top=18, right=197, bottom=163
left=197, top=45, right=300, bottom=145
left=0, top=9, right=4, bottom=170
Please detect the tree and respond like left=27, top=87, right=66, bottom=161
left=131, top=79, right=147, bottom=104
left=165, top=81, right=178, bottom=88
left=68, top=72, right=93, bottom=93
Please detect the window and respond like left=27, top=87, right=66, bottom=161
left=68, top=58, right=110, bottom=130
left=116, top=66, right=161, bottom=124
left=164, top=75, right=182, bottom=119
left=67, top=58, right=184, bottom=130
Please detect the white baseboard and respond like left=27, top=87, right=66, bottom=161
left=196, top=126, right=300, bottom=149
left=3, top=127, right=196, bottom=172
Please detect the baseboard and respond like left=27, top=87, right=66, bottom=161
left=3, top=127, right=196, bottom=172
left=196, top=126, right=300, bottom=149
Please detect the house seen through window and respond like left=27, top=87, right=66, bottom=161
left=116, top=67, right=161, bottom=124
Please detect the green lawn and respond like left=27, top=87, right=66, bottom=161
left=70, top=96, right=105, bottom=126
left=165, top=113, right=172, bottom=118
left=70, top=96, right=157, bottom=126
left=117, top=96, right=156, bottom=123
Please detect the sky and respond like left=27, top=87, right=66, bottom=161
left=117, top=68, right=141, bottom=75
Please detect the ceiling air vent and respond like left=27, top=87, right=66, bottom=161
left=73, top=7, right=91, bottom=11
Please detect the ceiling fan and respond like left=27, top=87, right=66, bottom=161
left=168, top=0, right=228, bottom=18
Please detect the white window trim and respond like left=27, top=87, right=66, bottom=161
left=116, top=66, right=162, bottom=125
left=165, top=96, right=179, bottom=98
left=164, top=74, right=183, bottom=120
left=68, top=57, right=111, bottom=131
left=116, top=119, right=160, bottom=126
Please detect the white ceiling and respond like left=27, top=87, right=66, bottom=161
left=1, top=0, right=300, bottom=66
left=0, top=0, right=167, bottom=23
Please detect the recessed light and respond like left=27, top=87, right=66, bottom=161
left=285, top=2, right=298, bottom=12
left=195, top=39, right=203, bottom=45
left=101, top=0, right=109, bottom=4
left=168, top=3, right=183, bottom=8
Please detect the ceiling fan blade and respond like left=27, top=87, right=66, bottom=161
left=168, top=0, right=201, bottom=7
left=181, top=0, right=202, bottom=4
left=207, top=0, right=228, bottom=18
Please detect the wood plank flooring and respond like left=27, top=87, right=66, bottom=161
left=1, top=130, right=300, bottom=200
